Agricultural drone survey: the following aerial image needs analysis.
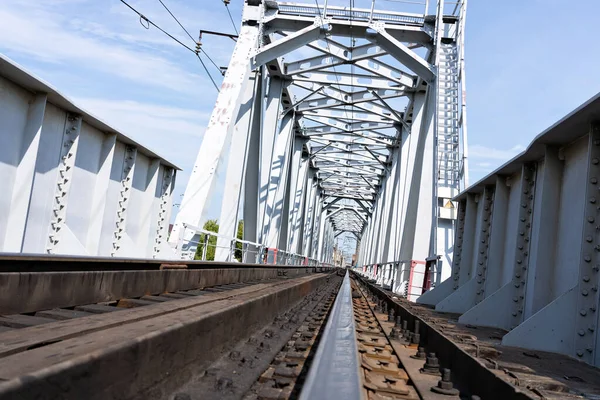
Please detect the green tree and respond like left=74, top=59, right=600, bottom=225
left=234, top=220, right=244, bottom=262
left=194, top=219, right=219, bottom=261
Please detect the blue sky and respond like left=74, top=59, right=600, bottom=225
left=1, top=0, right=599, bottom=225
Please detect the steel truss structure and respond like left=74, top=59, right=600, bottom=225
left=0, top=55, right=178, bottom=258
left=407, top=93, right=600, bottom=368
left=170, top=0, right=468, bottom=285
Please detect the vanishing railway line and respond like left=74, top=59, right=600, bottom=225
left=1, top=256, right=599, bottom=400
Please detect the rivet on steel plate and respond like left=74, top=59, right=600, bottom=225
left=581, top=309, right=588, bottom=316
left=578, top=330, right=586, bottom=336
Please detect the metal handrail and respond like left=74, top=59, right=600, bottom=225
left=177, top=223, right=333, bottom=267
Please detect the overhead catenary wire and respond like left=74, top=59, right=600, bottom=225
left=118, top=0, right=221, bottom=92
left=221, top=0, right=239, bottom=35
left=156, top=0, right=224, bottom=76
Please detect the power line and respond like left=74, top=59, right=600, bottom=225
left=157, top=0, right=195, bottom=42
left=119, top=0, right=221, bottom=92
left=221, top=1, right=239, bottom=35
left=154, top=0, right=224, bottom=78
left=120, top=0, right=195, bottom=53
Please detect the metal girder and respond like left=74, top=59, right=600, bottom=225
left=294, top=70, right=410, bottom=91
left=176, top=0, right=467, bottom=282
left=252, top=22, right=330, bottom=68
left=365, top=26, right=436, bottom=82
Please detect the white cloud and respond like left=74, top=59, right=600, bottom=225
left=75, top=97, right=208, bottom=161
left=0, top=2, right=208, bottom=94
left=469, top=144, right=525, bottom=160
left=466, top=143, right=526, bottom=182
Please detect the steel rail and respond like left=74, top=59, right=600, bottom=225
left=299, top=271, right=362, bottom=400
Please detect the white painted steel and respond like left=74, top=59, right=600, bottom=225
left=0, top=55, right=177, bottom=258
left=420, top=93, right=600, bottom=367
left=173, top=0, right=466, bottom=286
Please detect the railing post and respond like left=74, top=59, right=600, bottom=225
left=201, top=234, right=209, bottom=261
left=369, top=0, right=376, bottom=22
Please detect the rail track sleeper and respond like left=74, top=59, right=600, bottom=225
left=0, top=315, right=57, bottom=328
left=35, top=309, right=93, bottom=320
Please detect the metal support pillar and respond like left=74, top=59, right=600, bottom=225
left=396, top=89, right=436, bottom=289
left=458, top=164, right=537, bottom=330
left=215, top=72, right=262, bottom=261
left=263, top=114, right=295, bottom=249
left=3, top=94, right=47, bottom=252
left=170, top=14, right=260, bottom=251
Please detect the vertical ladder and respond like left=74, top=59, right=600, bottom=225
left=437, top=41, right=461, bottom=190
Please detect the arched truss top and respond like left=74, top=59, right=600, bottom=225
left=251, top=0, right=446, bottom=234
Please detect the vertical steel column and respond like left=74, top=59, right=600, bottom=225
left=264, top=114, right=295, bottom=248
left=381, top=147, right=402, bottom=263
left=215, top=72, right=262, bottom=261
left=524, top=147, right=562, bottom=315
left=289, top=153, right=309, bottom=253
left=301, top=172, right=317, bottom=256
left=47, top=114, right=82, bottom=254
left=170, top=15, right=260, bottom=250
left=243, top=76, right=264, bottom=246
left=473, top=187, right=495, bottom=304
left=153, top=167, right=176, bottom=258
left=311, top=197, right=323, bottom=259
left=574, top=129, right=600, bottom=364
left=484, top=176, right=509, bottom=294
left=111, top=146, right=137, bottom=256
left=86, top=133, right=117, bottom=256
left=507, top=164, right=537, bottom=329
left=286, top=138, right=308, bottom=252
left=396, top=89, right=436, bottom=285
left=4, top=94, right=47, bottom=252
left=257, top=77, right=286, bottom=243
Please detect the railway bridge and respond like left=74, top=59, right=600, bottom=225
left=1, top=0, right=600, bottom=399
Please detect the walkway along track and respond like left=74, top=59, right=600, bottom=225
left=353, top=272, right=600, bottom=400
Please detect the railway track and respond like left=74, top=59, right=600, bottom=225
left=2, top=257, right=600, bottom=400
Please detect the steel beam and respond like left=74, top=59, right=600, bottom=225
left=170, top=21, right=259, bottom=251
left=215, top=72, right=261, bottom=261
left=365, top=26, right=436, bottom=82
